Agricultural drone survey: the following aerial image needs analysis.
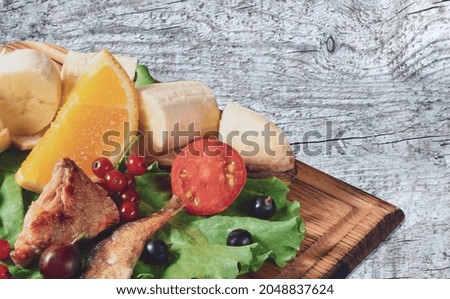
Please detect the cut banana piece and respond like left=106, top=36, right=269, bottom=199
left=10, top=125, right=48, bottom=150
left=137, top=81, right=221, bottom=154
left=0, top=49, right=62, bottom=136
left=61, top=50, right=137, bottom=103
left=0, top=118, right=11, bottom=154
left=219, top=103, right=294, bottom=172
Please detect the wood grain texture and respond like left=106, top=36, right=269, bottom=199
left=0, top=0, right=449, bottom=278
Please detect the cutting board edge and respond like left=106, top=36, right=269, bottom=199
left=325, top=207, right=405, bottom=278
left=295, top=160, right=400, bottom=211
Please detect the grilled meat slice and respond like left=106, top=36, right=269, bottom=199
left=82, top=196, right=183, bottom=279
left=11, top=158, right=119, bottom=267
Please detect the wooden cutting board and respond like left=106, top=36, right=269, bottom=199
left=0, top=41, right=405, bottom=279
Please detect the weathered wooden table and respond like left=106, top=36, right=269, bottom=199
left=1, top=0, right=449, bottom=278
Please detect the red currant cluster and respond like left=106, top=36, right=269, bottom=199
left=92, top=154, right=147, bottom=223
left=0, top=239, right=12, bottom=279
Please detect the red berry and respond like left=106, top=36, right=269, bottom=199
left=104, top=170, right=127, bottom=194
left=119, top=189, right=140, bottom=205
left=39, top=244, right=82, bottom=279
left=92, top=157, right=113, bottom=178
left=124, top=173, right=136, bottom=189
left=120, top=201, right=139, bottom=223
left=126, top=155, right=147, bottom=176
left=0, top=264, right=11, bottom=279
left=0, top=239, right=11, bottom=260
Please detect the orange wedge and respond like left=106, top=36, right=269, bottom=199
left=16, top=50, right=138, bottom=193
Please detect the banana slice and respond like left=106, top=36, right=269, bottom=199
left=219, top=103, right=294, bottom=172
left=0, top=49, right=62, bottom=136
left=0, top=118, right=11, bottom=154
left=61, top=50, right=137, bottom=103
left=10, top=125, right=47, bottom=150
left=137, top=81, right=221, bottom=154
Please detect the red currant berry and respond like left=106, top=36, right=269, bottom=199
left=92, top=157, right=113, bottom=178
left=126, top=155, right=147, bottom=176
left=124, top=173, right=136, bottom=190
left=119, top=189, right=140, bottom=205
left=0, top=239, right=11, bottom=261
left=104, top=170, right=127, bottom=194
left=0, top=264, right=11, bottom=279
left=120, top=201, right=139, bottom=223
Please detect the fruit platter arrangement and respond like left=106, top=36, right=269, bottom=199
left=0, top=43, right=305, bottom=279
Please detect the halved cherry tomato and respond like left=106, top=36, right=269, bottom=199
left=171, top=138, right=247, bottom=215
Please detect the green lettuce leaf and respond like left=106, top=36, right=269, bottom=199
left=133, top=166, right=305, bottom=278
left=7, top=264, right=42, bottom=279
left=0, top=148, right=29, bottom=173
left=0, top=171, right=26, bottom=244
left=0, top=149, right=40, bottom=278
left=134, top=64, right=159, bottom=88
left=0, top=150, right=305, bottom=279
left=0, top=149, right=39, bottom=245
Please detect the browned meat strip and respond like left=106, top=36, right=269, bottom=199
left=11, top=158, right=119, bottom=267
left=82, top=196, right=184, bottom=279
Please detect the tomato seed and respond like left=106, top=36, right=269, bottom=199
left=228, top=178, right=235, bottom=187
left=227, top=162, right=235, bottom=173
left=194, top=197, right=200, bottom=206
left=185, top=191, right=193, bottom=199
left=226, top=173, right=236, bottom=187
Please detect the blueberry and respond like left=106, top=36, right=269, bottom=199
left=227, top=229, right=254, bottom=246
left=250, top=196, right=276, bottom=219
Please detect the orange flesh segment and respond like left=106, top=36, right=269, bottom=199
left=16, top=50, right=138, bottom=193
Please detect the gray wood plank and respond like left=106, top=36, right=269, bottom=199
left=0, top=0, right=449, bottom=278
